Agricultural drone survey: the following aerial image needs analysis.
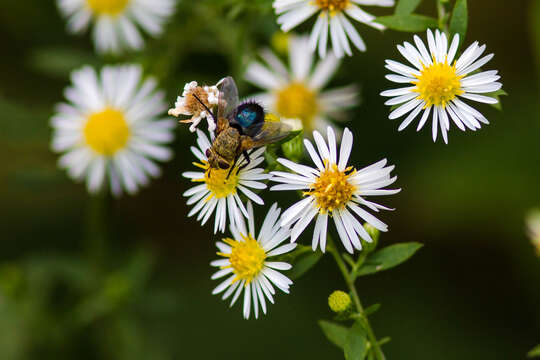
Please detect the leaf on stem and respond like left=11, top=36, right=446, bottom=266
left=356, top=242, right=423, bottom=277
left=395, top=0, right=423, bottom=15
left=364, top=303, right=381, bottom=317
left=449, top=0, right=468, bottom=45
left=344, top=322, right=368, bottom=360
left=375, top=14, right=438, bottom=32
left=319, top=320, right=349, bottom=349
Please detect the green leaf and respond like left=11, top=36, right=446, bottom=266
left=356, top=242, right=423, bottom=276
left=364, top=303, right=381, bottom=316
left=375, top=14, right=437, bottom=32
left=528, top=344, right=540, bottom=358
left=275, top=129, right=303, bottom=146
left=395, top=0, right=422, bottom=15
left=319, top=320, right=349, bottom=349
left=449, top=0, right=468, bottom=44
left=282, top=245, right=323, bottom=280
left=344, top=322, right=368, bottom=360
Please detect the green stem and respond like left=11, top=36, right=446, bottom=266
left=85, top=191, right=109, bottom=269
left=328, top=237, right=386, bottom=360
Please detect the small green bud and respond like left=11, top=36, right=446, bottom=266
left=328, top=290, right=352, bottom=313
left=281, top=130, right=304, bottom=162
left=271, top=31, right=290, bottom=55
left=361, top=223, right=380, bottom=253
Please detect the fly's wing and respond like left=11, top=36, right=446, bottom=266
left=243, top=121, right=292, bottom=149
left=216, top=76, right=239, bottom=120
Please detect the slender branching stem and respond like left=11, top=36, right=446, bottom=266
left=328, top=236, right=386, bottom=360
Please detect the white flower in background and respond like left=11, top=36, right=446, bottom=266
left=182, top=130, right=269, bottom=233
left=168, top=81, right=219, bottom=133
left=50, top=64, right=175, bottom=196
left=211, top=202, right=296, bottom=319
left=245, top=34, right=359, bottom=134
left=273, top=0, right=394, bottom=58
left=57, top=0, right=175, bottom=54
left=271, top=127, right=400, bottom=253
left=381, top=29, right=503, bottom=144
left=526, top=210, right=540, bottom=257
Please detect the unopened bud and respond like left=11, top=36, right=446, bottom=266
left=328, top=290, right=352, bottom=313
left=271, top=31, right=290, bottom=55
left=361, top=223, right=380, bottom=253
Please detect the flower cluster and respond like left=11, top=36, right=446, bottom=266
left=49, top=0, right=505, bottom=325
left=170, top=73, right=398, bottom=317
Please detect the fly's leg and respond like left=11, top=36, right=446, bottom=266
left=227, top=157, right=238, bottom=179
left=238, top=151, right=251, bottom=171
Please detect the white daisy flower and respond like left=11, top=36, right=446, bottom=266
left=168, top=81, right=220, bottom=133
left=245, top=34, right=359, bottom=134
left=182, top=130, right=270, bottom=233
left=273, top=0, right=394, bottom=58
left=271, top=126, right=400, bottom=253
left=57, top=0, right=175, bottom=54
left=50, top=64, right=175, bottom=196
left=211, top=202, right=296, bottom=319
left=381, top=29, right=503, bottom=144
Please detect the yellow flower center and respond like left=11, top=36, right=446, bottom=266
left=412, top=58, right=464, bottom=108
left=315, top=0, right=350, bottom=13
left=275, top=82, right=319, bottom=132
left=84, top=108, right=130, bottom=156
left=86, top=0, right=130, bottom=15
left=306, top=161, right=356, bottom=214
left=219, top=235, right=266, bottom=285
left=192, top=162, right=240, bottom=199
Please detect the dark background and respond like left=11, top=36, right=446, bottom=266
left=1, top=0, right=539, bottom=359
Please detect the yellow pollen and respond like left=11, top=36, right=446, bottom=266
left=275, top=82, right=319, bottom=132
left=314, top=0, right=350, bottom=14
left=219, top=235, right=266, bottom=285
left=84, top=108, right=130, bottom=156
left=305, top=161, right=356, bottom=214
left=412, top=58, right=464, bottom=108
left=86, top=0, right=130, bottom=15
left=193, top=162, right=239, bottom=199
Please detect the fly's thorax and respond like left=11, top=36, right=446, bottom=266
left=213, top=127, right=241, bottom=160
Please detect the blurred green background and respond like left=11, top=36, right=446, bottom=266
left=1, top=0, right=539, bottom=359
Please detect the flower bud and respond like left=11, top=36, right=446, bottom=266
left=271, top=31, right=289, bottom=55
left=328, top=290, right=352, bottom=313
left=361, top=223, right=380, bottom=253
